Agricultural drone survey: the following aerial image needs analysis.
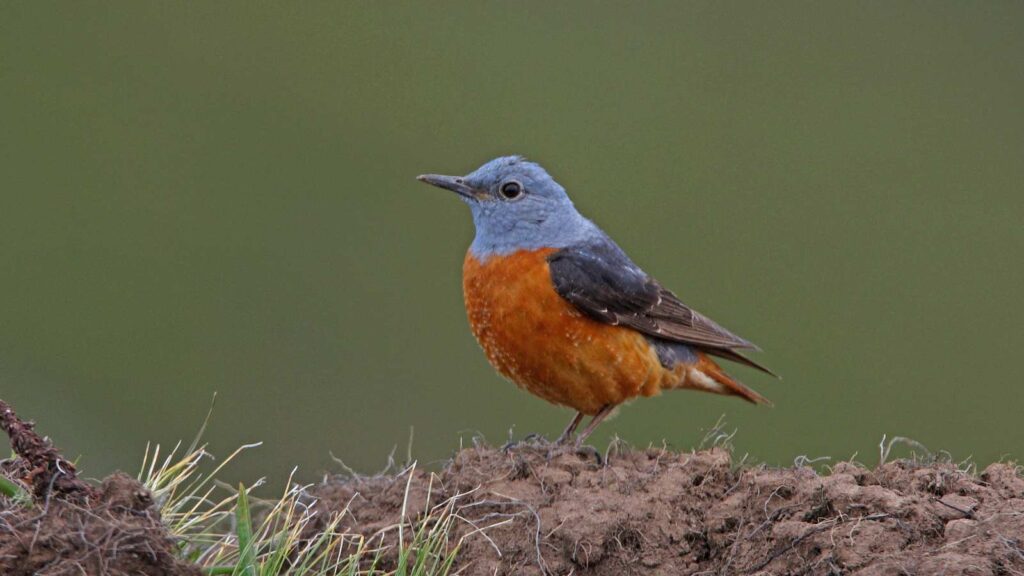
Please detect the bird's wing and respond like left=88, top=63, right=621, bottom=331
left=547, top=242, right=761, bottom=352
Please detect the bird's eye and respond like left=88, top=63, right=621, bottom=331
left=499, top=181, right=524, bottom=200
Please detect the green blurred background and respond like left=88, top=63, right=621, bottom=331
left=2, top=3, right=1022, bottom=485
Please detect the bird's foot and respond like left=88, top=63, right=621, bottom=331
left=533, top=441, right=604, bottom=466
left=573, top=443, right=604, bottom=466
left=501, top=433, right=550, bottom=453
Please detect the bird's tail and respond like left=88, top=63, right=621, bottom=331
left=679, top=353, right=772, bottom=406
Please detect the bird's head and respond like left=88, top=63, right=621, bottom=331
left=418, top=156, right=593, bottom=257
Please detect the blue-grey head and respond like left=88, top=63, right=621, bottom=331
left=417, top=156, right=598, bottom=258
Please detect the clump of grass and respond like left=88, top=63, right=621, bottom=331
left=138, top=439, right=471, bottom=575
left=0, top=474, right=31, bottom=506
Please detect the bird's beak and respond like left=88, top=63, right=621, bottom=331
left=416, top=174, right=478, bottom=200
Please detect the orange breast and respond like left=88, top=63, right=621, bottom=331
left=463, top=248, right=685, bottom=415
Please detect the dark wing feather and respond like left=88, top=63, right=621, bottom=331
left=546, top=246, right=660, bottom=325
left=548, top=242, right=771, bottom=372
left=704, top=347, right=778, bottom=378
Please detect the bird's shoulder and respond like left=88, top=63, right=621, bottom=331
left=545, top=237, right=659, bottom=322
left=546, top=236, right=757, bottom=351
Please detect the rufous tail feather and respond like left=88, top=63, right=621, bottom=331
left=684, top=354, right=772, bottom=406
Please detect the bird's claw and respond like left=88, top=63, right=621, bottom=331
left=501, top=433, right=548, bottom=453
left=573, top=444, right=604, bottom=466
left=501, top=432, right=603, bottom=466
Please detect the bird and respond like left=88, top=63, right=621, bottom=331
left=417, top=156, right=774, bottom=446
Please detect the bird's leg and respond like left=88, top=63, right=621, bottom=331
left=555, top=412, right=585, bottom=445
left=574, top=405, right=614, bottom=448
left=556, top=412, right=585, bottom=445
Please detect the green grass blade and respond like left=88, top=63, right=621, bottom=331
left=187, top=393, right=217, bottom=456
left=0, top=475, right=29, bottom=502
left=235, top=483, right=257, bottom=576
left=439, top=542, right=462, bottom=576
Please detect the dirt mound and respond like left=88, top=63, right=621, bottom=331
left=4, top=393, right=1023, bottom=575
left=0, top=400, right=199, bottom=576
left=312, top=442, right=1024, bottom=575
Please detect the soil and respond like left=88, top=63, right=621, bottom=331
left=4, top=396, right=1024, bottom=575
left=0, top=400, right=199, bottom=576
left=311, top=441, right=1024, bottom=576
